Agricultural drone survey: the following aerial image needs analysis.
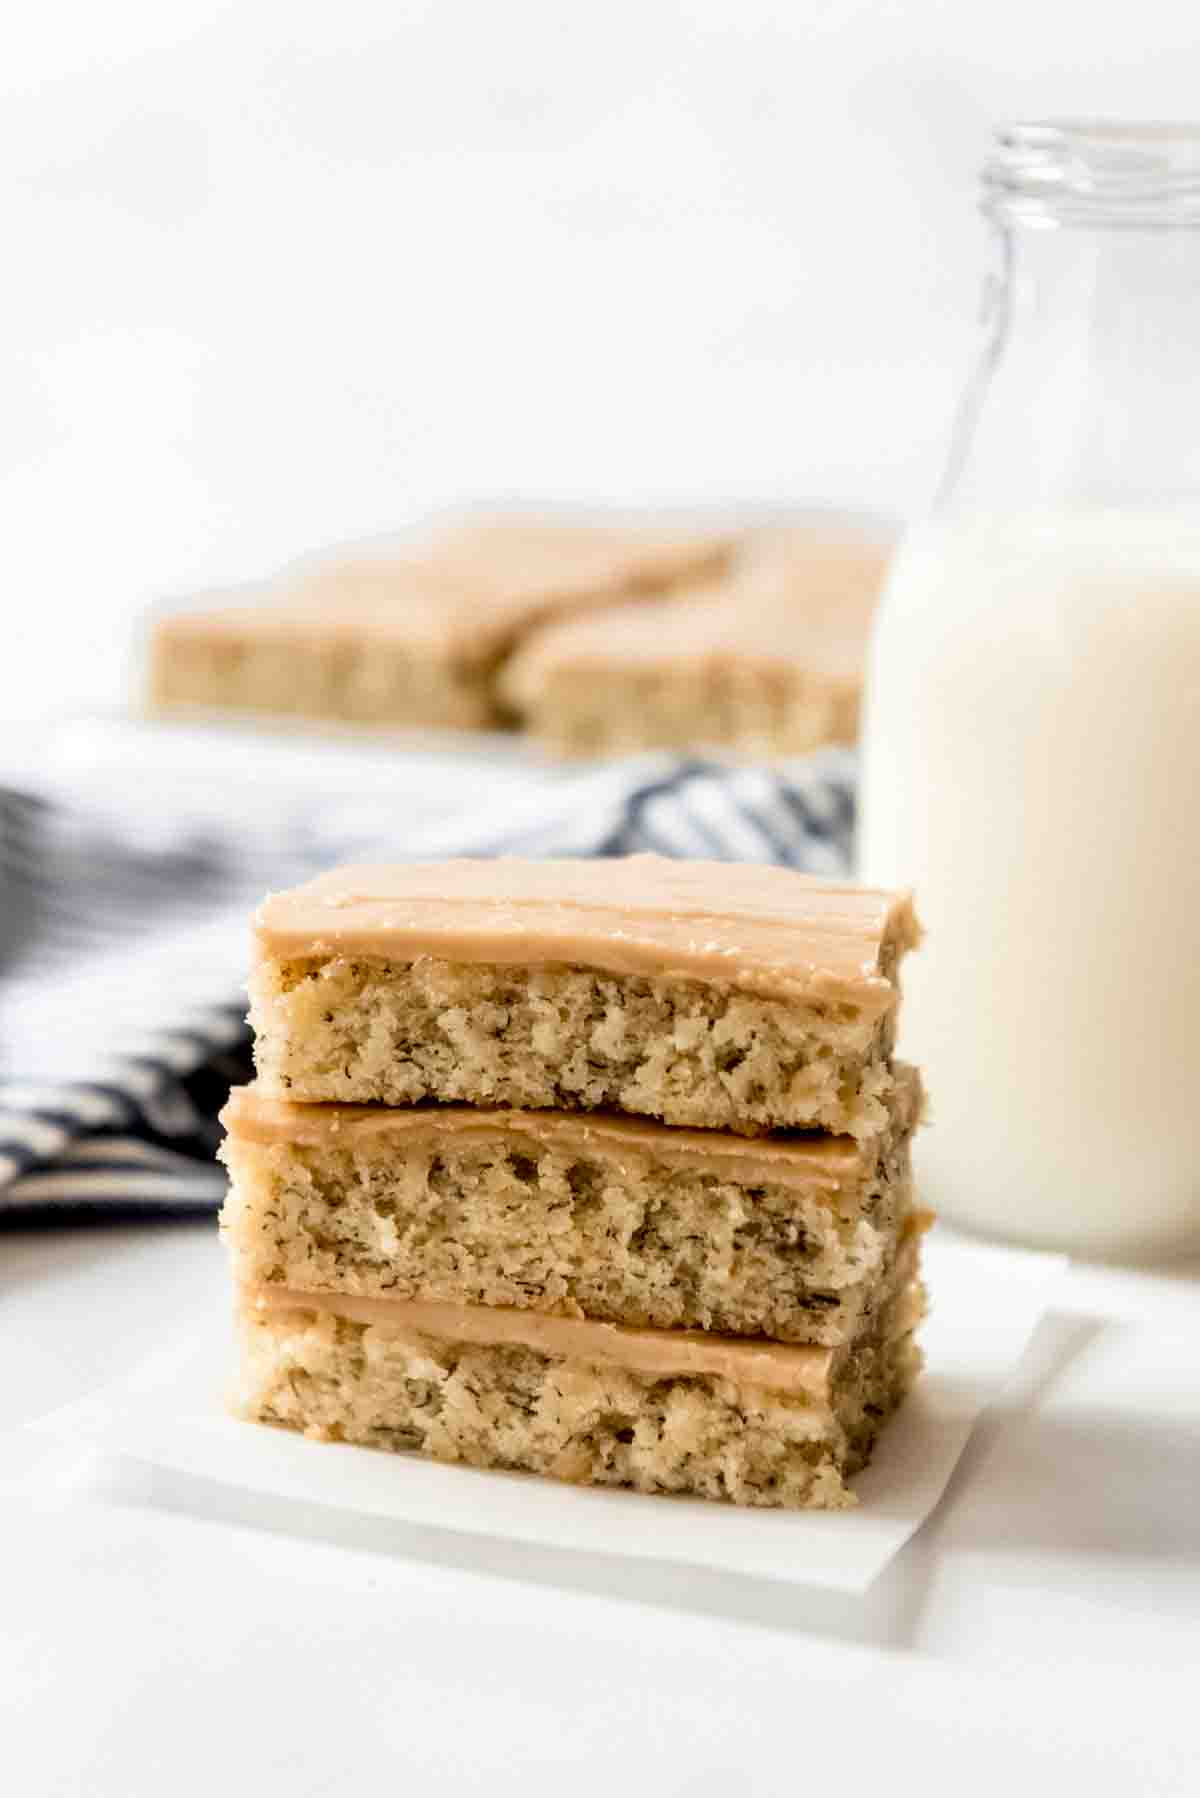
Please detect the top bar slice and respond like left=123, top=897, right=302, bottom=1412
left=250, top=856, right=919, bottom=1137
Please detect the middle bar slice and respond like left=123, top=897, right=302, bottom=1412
left=221, top=1066, right=921, bottom=1348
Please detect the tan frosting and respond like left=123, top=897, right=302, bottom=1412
left=503, top=527, right=890, bottom=696
left=221, top=1065, right=924, bottom=1193
left=244, top=1218, right=930, bottom=1397
left=159, top=565, right=505, bottom=662
left=253, top=854, right=920, bottom=1009
left=403, top=517, right=733, bottom=611
left=162, top=521, right=731, bottom=667
left=247, top=1287, right=837, bottom=1399
left=502, top=583, right=771, bottom=698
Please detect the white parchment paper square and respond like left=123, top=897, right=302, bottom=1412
left=31, top=1232, right=1062, bottom=1593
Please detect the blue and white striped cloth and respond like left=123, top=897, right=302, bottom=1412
left=0, top=750, right=855, bottom=1217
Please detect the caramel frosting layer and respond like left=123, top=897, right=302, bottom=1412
left=504, top=528, right=889, bottom=692
left=402, top=517, right=733, bottom=615
left=163, top=521, right=732, bottom=666
left=253, top=854, right=920, bottom=1008
left=246, top=1287, right=837, bottom=1399
left=222, top=1064, right=924, bottom=1194
left=246, top=1229, right=928, bottom=1399
left=158, top=565, right=506, bottom=662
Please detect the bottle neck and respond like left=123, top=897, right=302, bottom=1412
left=940, top=214, right=1200, bottom=516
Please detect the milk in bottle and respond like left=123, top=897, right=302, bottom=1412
left=859, top=125, right=1200, bottom=1256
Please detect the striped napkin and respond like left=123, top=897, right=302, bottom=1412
left=0, top=749, right=855, bottom=1216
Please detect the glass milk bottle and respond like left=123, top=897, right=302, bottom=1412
left=860, top=122, right=1200, bottom=1257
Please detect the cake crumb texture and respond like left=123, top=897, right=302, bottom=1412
left=250, top=956, right=902, bottom=1138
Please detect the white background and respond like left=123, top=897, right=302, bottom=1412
left=4, top=0, right=1200, bottom=722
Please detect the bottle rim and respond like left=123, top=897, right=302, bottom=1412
left=984, top=120, right=1200, bottom=228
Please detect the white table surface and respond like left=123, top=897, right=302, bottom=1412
left=1, top=1218, right=1196, bottom=1796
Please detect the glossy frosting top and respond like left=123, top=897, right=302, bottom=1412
left=162, top=519, right=731, bottom=664
left=253, top=854, right=920, bottom=1008
left=503, top=526, right=890, bottom=690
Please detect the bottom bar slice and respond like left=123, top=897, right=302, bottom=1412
left=232, top=1250, right=925, bottom=1510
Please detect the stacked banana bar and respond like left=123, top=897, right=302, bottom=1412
left=220, top=856, right=926, bottom=1509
